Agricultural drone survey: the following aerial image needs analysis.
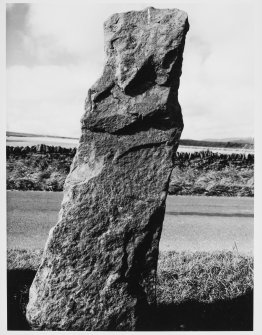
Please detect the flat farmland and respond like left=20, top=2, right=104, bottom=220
left=7, top=191, right=253, bottom=254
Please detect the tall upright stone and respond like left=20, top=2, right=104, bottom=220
left=26, top=7, right=189, bottom=330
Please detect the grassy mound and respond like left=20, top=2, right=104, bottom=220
left=7, top=249, right=253, bottom=330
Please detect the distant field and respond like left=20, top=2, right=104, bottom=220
left=6, top=132, right=254, bottom=154
left=7, top=136, right=78, bottom=148
left=6, top=131, right=77, bottom=139
left=6, top=131, right=79, bottom=148
left=177, top=145, right=253, bottom=155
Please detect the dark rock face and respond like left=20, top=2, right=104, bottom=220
left=26, top=7, right=189, bottom=330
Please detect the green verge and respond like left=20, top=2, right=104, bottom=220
left=7, top=249, right=43, bottom=271
left=157, top=251, right=253, bottom=304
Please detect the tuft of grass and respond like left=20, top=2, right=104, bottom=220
left=157, top=251, right=253, bottom=304
left=7, top=249, right=43, bottom=271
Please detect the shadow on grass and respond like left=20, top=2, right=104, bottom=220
left=151, top=291, right=253, bottom=331
left=7, top=269, right=35, bottom=330
left=7, top=270, right=253, bottom=331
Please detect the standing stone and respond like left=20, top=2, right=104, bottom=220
left=26, top=7, right=189, bottom=330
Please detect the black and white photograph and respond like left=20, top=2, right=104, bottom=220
left=2, top=0, right=262, bottom=332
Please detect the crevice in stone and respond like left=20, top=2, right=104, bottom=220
left=82, top=100, right=183, bottom=136
left=110, top=37, right=120, bottom=50
left=119, top=230, right=132, bottom=281
left=125, top=205, right=166, bottom=306
left=124, top=57, right=157, bottom=97
left=160, top=36, right=187, bottom=88
left=111, top=111, right=176, bottom=135
left=162, top=48, right=178, bottom=69
left=114, top=141, right=166, bottom=162
left=93, top=83, right=115, bottom=103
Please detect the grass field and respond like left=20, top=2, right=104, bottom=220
left=7, top=249, right=253, bottom=330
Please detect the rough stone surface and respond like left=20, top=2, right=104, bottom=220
left=26, top=7, right=189, bottom=331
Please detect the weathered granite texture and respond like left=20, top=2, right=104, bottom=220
left=26, top=7, right=189, bottom=330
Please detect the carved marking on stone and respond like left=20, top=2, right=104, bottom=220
left=147, top=8, right=151, bottom=24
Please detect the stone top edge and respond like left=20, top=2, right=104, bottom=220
left=104, top=7, right=188, bottom=27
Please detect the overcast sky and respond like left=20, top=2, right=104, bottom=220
left=6, top=1, right=255, bottom=140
